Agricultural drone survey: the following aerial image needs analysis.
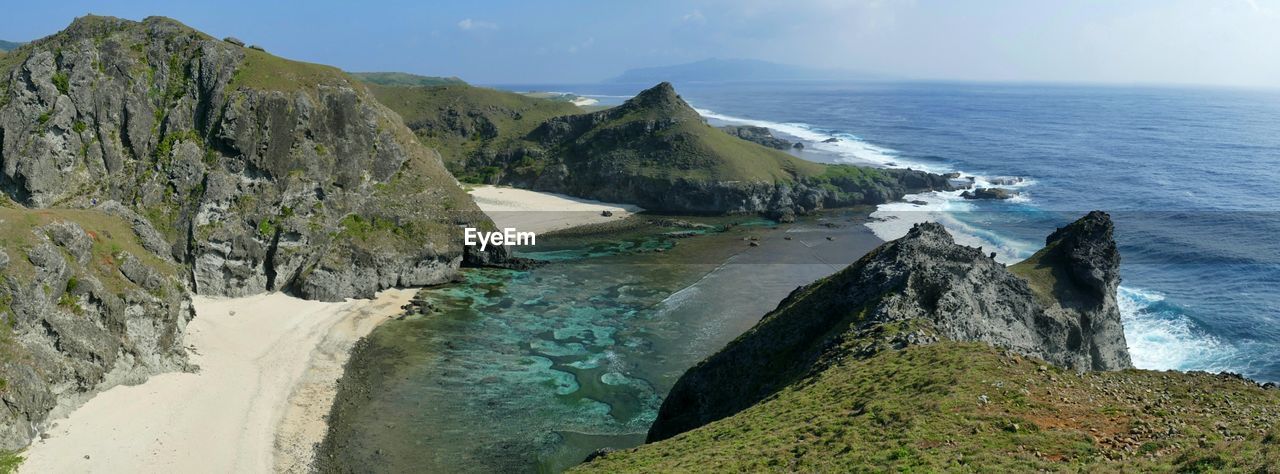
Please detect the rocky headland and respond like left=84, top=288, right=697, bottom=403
left=577, top=212, right=1280, bottom=471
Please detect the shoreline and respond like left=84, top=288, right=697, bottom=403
left=468, top=185, right=643, bottom=234
left=316, top=207, right=888, bottom=471
left=18, top=289, right=415, bottom=473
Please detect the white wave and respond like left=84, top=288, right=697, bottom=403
left=693, top=107, right=919, bottom=171
left=866, top=187, right=1039, bottom=263
left=1118, top=287, right=1240, bottom=373
left=694, top=107, right=1044, bottom=261
left=696, top=103, right=1254, bottom=378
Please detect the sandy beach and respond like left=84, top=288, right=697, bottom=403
left=18, top=289, right=416, bottom=474
left=468, top=185, right=642, bottom=234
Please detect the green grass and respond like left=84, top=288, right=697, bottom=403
left=228, top=47, right=353, bottom=93
left=0, top=208, right=179, bottom=294
left=51, top=71, right=69, bottom=95
left=366, top=83, right=582, bottom=171
left=1008, top=240, right=1064, bottom=304
left=578, top=342, right=1280, bottom=472
left=543, top=85, right=826, bottom=183
left=0, top=450, right=22, bottom=474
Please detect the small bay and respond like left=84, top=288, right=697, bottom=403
left=321, top=211, right=882, bottom=472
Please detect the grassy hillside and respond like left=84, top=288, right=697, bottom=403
left=352, top=72, right=466, bottom=87
left=365, top=83, right=581, bottom=170
left=0, top=40, right=21, bottom=52
left=229, top=47, right=353, bottom=92
left=579, top=342, right=1280, bottom=472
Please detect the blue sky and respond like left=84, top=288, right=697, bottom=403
left=2, top=0, right=1278, bottom=87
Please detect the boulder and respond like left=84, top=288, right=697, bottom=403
left=961, top=188, right=1017, bottom=200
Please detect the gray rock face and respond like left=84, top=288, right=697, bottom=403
left=0, top=15, right=500, bottom=301
left=719, top=125, right=792, bottom=150
left=961, top=187, right=1017, bottom=200
left=0, top=217, right=193, bottom=450
left=646, top=211, right=1131, bottom=442
left=0, top=15, right=507, bottom=451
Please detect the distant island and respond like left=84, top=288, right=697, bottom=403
left=350, top=71, right=467, bottom=87
left=0, top=40, right=24, bottom=52
left=608, top=58, right=887, bottom=84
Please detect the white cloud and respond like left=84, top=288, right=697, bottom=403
left=457, top=18, right=498, bottom=31
left=681, top=10, right=706, bottom=24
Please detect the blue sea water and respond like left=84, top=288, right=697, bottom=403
left=501, top=81, right=1280, bottom=382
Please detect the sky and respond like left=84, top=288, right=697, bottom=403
left=2, top=0, right=1278, bottom=88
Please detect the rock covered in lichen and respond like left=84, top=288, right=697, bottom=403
left=0, top=215, right=192, bottom=450
left=0, top=15, right=503, bottom=302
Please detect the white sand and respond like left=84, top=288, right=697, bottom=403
left=468, top=185, right=642, bottom=234
left=19, top=289, right=416, bottom=474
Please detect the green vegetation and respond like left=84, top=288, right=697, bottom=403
left=550, top=85, right=825, bottom=183
left=257, top=218, right=276, bottom=238
left=365, top=83, right=581, bottom=174
left=51, top=71, right=69, bottom=95
left=0, top=208, right=179, bottom=294
left=579, top=342, right=1280, bottom=472
left=229, top=47, right=353, bottom=93
left=0, top=40, right=23, bottom=52
left=0, top=450, right=23, bottom=474
left=1009, top=240, right=1065, bottom=304
left=351, top=72, right=467, bottom=87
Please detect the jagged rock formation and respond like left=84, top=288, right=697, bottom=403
left=0, top=206, right=192, bottom=450
left=718, top=125, right=792, bottom=150
left=371, top=81, right=953, bottom=220
left=0, top=15, right=503, bottom=301
left=646, top=211, right=1131, bottom=443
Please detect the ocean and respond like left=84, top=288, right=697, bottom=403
left=520, top=80, right=1280, bottom=383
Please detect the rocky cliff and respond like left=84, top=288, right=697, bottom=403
left=0, top=204, right=192, bottom=450
left=0, top=15, right=502, bottom=302
left=0, top=15, right=506, bottom=452
left=647, top=211, right=1131, bottom=443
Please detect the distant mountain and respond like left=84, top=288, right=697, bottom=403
left=608, top=58, right=885, bottom=84
left=0, top=40, right=24, bottom=52
left=351, top=71, right=466, bottom=87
